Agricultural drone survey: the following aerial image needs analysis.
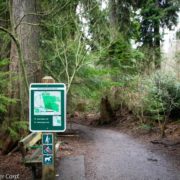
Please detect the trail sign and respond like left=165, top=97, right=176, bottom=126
left=42, top=134, right=53, bottom=144
left=42, top=133, right=54, bottom=166
left=43, top=145, right=53, bottom=154
left=43, top=155, right=53, bottom=165
left=29, top=83, right=66, bottom=132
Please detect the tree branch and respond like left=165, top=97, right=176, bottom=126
left=15, top=1, right=71, bottom=30
left=0, top=26, right=29, bottom=94
left=44, top=63, right=59, bottom=82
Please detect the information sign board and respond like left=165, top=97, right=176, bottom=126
left=29, top=83, right=66, bottom=132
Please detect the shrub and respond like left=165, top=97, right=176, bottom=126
left=143, top=72, right=180, bottom=122
left=109, top=71, right=180, bottom=129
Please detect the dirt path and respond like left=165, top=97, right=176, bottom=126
left=70, top=124, right=180, bottom=180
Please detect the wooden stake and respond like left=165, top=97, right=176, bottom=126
left=41, top=76, right=56, bottom=180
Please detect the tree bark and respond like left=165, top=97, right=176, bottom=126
left=109, top=0, right=118, bottom=30
left=154, top=21, right=161, bottom=69
left=99, top=96, right=116, bottom=125
left=9, top=0, right=41, bottom=120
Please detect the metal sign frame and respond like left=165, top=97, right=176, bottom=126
left=29, top=83, right=66, bottom=132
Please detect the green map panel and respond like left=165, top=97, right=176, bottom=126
left=29, top=83, right=66, bottom=132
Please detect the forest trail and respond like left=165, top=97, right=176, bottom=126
left=71, top=124, right=180, bottom=180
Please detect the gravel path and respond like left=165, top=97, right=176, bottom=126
left=72, top=124, right=180, bottom=180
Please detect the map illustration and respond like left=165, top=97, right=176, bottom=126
left=53, top=116, right=61, bottom=126
left=34, top=91, right=61, bottom=115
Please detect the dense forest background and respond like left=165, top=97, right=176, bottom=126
left=0, top=0, right=180, bottom=153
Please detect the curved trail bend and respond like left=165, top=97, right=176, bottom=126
left=72, top=124, right=180, bottom=180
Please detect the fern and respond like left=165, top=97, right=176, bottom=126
left=0, top=59, right=15, bottom=115
left=1, top=120, right=28, bottom=140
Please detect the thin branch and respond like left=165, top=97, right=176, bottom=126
left=15, top=1, right=71, bottom=30
left=0, top=19, right=10, bottom=22
left=15, top=5, right=58, bottom=30
left=18, top=22, right=40, bottom=26
left=75, top=33, right=83, bottom=67
left=54, top=35, right=70, bottom=85
left=44, top=63, right=59, bottom=82
left=58, top=68, right=66, bottom=80
left=61, top=39, right=70, bottom=85
left=0, top=26, right=29, bottom=94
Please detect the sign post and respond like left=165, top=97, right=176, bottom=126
left=42, top=132, right=55, bottom=180
left=29, top=76, right=66, bottom=180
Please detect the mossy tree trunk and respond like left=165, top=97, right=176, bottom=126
left=0, top=0, right=41, bottom=154
left=9, top=0, right=41, bottom=121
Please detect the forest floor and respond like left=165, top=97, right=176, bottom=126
left=0, top=151, right=32, bottom=180
left=73, top=112, right=180, bottom=150
left=0, top=113, right=179, bottom=180
left=70, top=112, right=180, bottom=178
left=59, top=123, right=180, bottom=180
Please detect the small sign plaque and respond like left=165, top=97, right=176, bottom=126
left=43, top=145, right=53, bottom=154
left=43, top=155, right=53, bottom=165
left=42, top=134, right=53, bottom=144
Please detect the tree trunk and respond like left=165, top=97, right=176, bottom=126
left=154, top=22, right=161, bottom=69
left=9, top=0, right=41, bottom=120
left=99, top=96, right=116, bottom=125
left=109, top=0, right=118, bottom=30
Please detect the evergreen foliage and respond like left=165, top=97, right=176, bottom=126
left=144, top=72, right=180, bottom=121
left=98, top=33, right=144, bottom=84
left=135, top=0, right=180, bottom=68
left=1, top=120, right=28, bottom=140
left=0, top=59, right=15, bottom=123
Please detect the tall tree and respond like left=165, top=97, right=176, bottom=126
left=0, top=0, right=10, bottom=59
left=9, top=0, right=41, bottom=120
left=109, top=0, right=132, bottom=39
left=137, top=0, right=179, bottom=68
left=82, top=0, right=109, bottom=50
